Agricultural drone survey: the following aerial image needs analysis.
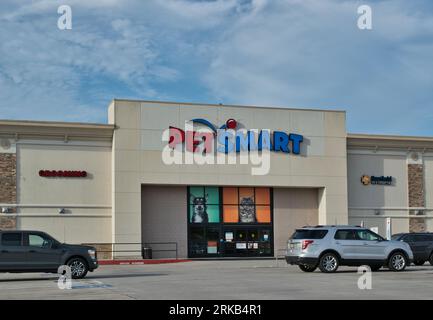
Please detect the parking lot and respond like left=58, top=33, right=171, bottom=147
left=0, top=259, right=432, bottom=300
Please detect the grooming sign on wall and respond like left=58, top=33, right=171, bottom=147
left=39, top=170, right=88, bottom=178
left=168, top=118, right=304, bottom=155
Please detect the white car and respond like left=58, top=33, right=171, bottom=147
left=285, top=225, right=413, bottom=273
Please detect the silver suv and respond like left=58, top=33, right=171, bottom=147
left=285, top=225, right=413, bottom=273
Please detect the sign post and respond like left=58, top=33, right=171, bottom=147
left=386, top=217, right=392, bottom=240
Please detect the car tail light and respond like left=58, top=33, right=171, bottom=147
left=302, top=240, right=314, bottom=250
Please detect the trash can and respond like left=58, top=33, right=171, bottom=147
left=142, top=247, right=152, bottom=259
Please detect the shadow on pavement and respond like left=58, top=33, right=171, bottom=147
left=0, top=273, right=168, bottom=282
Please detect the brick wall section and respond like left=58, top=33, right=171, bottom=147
left=408, top=164, right=426, bottom=232
left=0, top=153, right=17, bottom=204
left=0, top=153, right=17, bottom=229
left=0, top=216, right=17, bottom=229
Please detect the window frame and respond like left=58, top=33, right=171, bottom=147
left=355, top=229, right=385, bottom=241
left=334, top=229, right=357, bottom=240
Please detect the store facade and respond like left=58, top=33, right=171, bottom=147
left=0, top=99, right=432, bottom=259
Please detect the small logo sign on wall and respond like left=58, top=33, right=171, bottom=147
left=361, top=175, right=371, bottom=186
left=361, top=175, right=393, bottom=186
left=39, top=170, right=87, bottom=178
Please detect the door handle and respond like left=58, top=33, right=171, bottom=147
left=363, top=242, right=369, bottom=245
left=1, top=250, right=9, bottom=253
left=29, top=250, right=36, bottom=253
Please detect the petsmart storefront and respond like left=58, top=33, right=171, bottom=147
left=1, top=99, right=433, bottom=259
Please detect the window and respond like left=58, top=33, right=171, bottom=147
left=28, top=234, right=52, bottom=248
left=292, top=229, right=328, bottom=239
left=403, top=235, right=415, bottom=242
left=413, top=234, right=431, bottom=242
left=334, top=230, right=357, bottom=240
left=1, top=233, right=22, bottom=246
left=187, top=186, right=273, bottom=257
left=189, top=186, right=220, bottom=223
left=222, top=187, right=271, bottom=223
left=391, top=234, right=403, bottom=241
left=189, top=226, right=220, bottom=255
left=356, top=230, right=383, bottom=241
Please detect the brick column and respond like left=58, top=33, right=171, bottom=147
left=408, top=164, right=426, bottom=232
left=0, top=153, right=17, bottom=229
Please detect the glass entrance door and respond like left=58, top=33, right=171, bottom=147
left=187, top=186, right=273, bottom=258
left=221, top=226, right=272, bottom=257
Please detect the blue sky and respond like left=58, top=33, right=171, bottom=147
left=0, top=0, right=432, bottom=136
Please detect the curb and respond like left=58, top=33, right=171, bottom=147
left=99, top=259, right=191, bottom=265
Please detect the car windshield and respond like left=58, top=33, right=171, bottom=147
left=391, top=234, right=402, bottom=240
left=291, top=229, right=328, bottom=239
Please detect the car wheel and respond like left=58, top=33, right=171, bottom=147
left=429, top=254, right=433, bottom=266
left=388, top=252, right=408, bottom=272
left=413, top=260, right=425, bottom=266
left=369, top=265, right=382, bottom=272
left=299, top=264, right=317, bottom=272
left=67, top=257, right=89, bottom=279
left=318, top=253, right=339, bottom=273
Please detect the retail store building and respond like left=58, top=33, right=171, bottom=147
left=1, top=100, right=432, bottom=258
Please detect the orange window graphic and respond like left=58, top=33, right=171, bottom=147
left=239, top=187, right=254, bottom=202
left=223, top=205, right=238, bottom=223
left=220, top=187, right=272, bottom=224
left=223, top=187, right=238, bottom=205
left=255, top=188, right=270, bottom=205
left=256, top=206, right=271, bottom=223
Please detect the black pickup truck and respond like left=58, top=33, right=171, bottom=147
left=392, top=233, right=433, bottom=266
left=0, top=230, right=98, bottom=278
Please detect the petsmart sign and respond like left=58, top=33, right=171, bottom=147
left=168, top=118, right=304, bottom=154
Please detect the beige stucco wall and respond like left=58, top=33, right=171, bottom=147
left=273, top=188, right=318, bottom=253
left=141, top=185, right=187, bottom=258
left=423, top=155, right=433, bottom=231
left=347, top=150, right=409, bottom=236
left=15, top=142, right=112, bottom=243
left=347, top=152, right=408, bottom=208
left=110, top=100, right=348, bottom=253
left=140, top=185, right=317, bottom=258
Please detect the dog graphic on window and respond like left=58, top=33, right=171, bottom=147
left=191, top=194, right=209, bottom=223
left=239, top=197, right=256, bottom=223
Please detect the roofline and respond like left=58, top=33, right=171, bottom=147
left=0, top=119, right=114, bottom=142
left=112, top=98, right=346, bottom=114
left=348, top=133, right=433, bottom=151
left=348, top=133, right=433, bottom=143
left=0, top=119, right=113, bottom=130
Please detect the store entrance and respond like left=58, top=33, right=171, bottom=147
left=221, top=226, right=272, bottom=257
left=187, top=186, right=274, bottom=258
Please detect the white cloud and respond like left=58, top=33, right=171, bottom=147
left=0, top=0, right=432, bottom=135
left=202, top=0, right=433, bottom=135
left=0, top=0, right=179, bottom=121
